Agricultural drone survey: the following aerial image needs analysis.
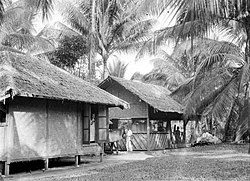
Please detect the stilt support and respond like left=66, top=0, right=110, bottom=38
left=100, top=143, right=104, bottom=162
left=78, top=155, right=81, bottom=165
left=115, top=141, right=119, bottom=155
left=44, top=158, right=49, bottom=170
left=147, top=118, right=150, bottom=151
left=4, top=161, right=9, bottom=176
left=183, top=120, right=187, bottom=144
left=75, top=155, right=79, bottom=167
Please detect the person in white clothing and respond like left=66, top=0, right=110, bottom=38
left=125, top=128, right=133, bottom=152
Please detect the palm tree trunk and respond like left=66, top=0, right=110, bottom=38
left=88, top=47, right=95, bottom=80
left=102, top=54, right=109, bottom=79
left=248, top=100, right=250, bottom=154
left=244, top=21, right=250, bottom=154
left=88, top=0, right=96, bottom=80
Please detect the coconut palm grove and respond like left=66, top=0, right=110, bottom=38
left=0, top=0, right=250, bottom=180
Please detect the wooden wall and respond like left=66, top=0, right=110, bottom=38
left=47, top=100, right=78, bottom=157
left=8, top=97, right=47, bottom=160
left=118, top=133, right=171, bottom=151
left=106, top=83, right=148, bottom=119
left=0, top=97, right=107, bottom=162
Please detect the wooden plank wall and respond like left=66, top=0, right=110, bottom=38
left=47, top=100, right=78, bottom=157
left=6, top=97, right=79, bottom=161
left=8, top=98, right=47, bottom=160
left=1, top=97, right=106, bottom=163
left=118, top=133, right=170, bottom=150
left=106, top=83, right=148, bottom=119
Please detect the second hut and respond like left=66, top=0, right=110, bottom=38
left=99, top=76, right=184, bottom=151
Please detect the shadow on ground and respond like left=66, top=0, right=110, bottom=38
left=7, top=156, right=96, bottom=175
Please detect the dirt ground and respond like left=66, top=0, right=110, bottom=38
left=3, top=143, right=250, bottom=181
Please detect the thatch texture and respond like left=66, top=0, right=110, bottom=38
left=99, top=76, right=183, bottom=113
left=0, top=51, right=128, bottom=108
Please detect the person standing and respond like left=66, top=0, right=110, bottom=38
left=175, top=126, right=181, bottom=144
left=126, top=128, right=133, bottom=152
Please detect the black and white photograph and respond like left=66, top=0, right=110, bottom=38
left=0, top=0, right=250, bottom=180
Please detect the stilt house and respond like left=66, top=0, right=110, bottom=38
left=0, top=52, right=128, bottom=175
left=99, top=76, right=184, bottom=151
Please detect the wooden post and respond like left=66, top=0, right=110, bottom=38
left=44, top=158, right=49, bottom=170
left=4, top=161, right=9, bottom=176
left=100, top=143, right=104, bottom=162
left=75, top=155, right=79, bottom=167
left=146, top=118, right=150, bottom=151
left=166, top=120, right=171, bottom=148
left=183, top=120, right=186, bottom=144
left=4, top=127, right=10, bottom=176
left=78, top=155, right=81, bottom=164
left=45, top=100, right=49, bottom=170
left=115, top=141, right=119, bottom=155
left=5, top=107, right=11, bottom=176
left=100, top=153, right=103, bottom=162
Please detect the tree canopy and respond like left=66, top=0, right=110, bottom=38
left=48, top=35, right=89, bottom=69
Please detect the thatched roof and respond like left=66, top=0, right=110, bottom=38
left=99, top=76, right=183, bottom=113
left=0, top=51, right=128, bottom=108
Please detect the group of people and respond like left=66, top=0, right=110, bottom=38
left=122, top=125, right=184, bottom=151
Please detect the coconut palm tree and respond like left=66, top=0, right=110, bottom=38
left=58, top=0, right=158, bottom=79
left=171, top=39, right=243, bottom=132
left=0, top=0, right=53, bottom=22
left=138, top=0, right=250, bottom=151
left=0, top=0, right=54, bottom=55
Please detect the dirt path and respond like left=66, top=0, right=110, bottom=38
left=3, top=144, right=250, bottom=181
left=3, top=152, right=154, bottom=181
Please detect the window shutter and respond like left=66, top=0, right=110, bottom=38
left=82, top=104, right=90, bottom=144
left=96, top=105, right=109, bottom=143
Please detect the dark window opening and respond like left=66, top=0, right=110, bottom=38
left=0, top=102, right=7, bottom=125
left=109, top=119, right=118, bottom=130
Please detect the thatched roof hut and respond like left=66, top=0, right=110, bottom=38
left=0, top=51, right=128, bottom=108
left=99, top=76, right=184, bottom=151
left=99, top=76, right=183, bottom=114
left=0, top=51, right=129, bottom=176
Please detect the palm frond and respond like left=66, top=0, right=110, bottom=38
left=202, top=77, right=239, bottom=128
left=58, top=0, right=90, bottom=35
left=0, top=45, right=25, bottom=54
left=37, top=22, right=80, bottom=41
left=107, top=56, right=128, bottom=78
left=170, top=77, right=194, bottom=104
left=172, top=38, right=244, bottom=89
left=0, top=0, right=4, bottom=23
left=24, top=0, right=53, bottom=20
left=238, top=63, right=250, bottom=96
left=3, top=33, right=54, bottom=53
left=184, top=71, right=233, bottom=118
left=235, top=99, right=250, bottom=141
